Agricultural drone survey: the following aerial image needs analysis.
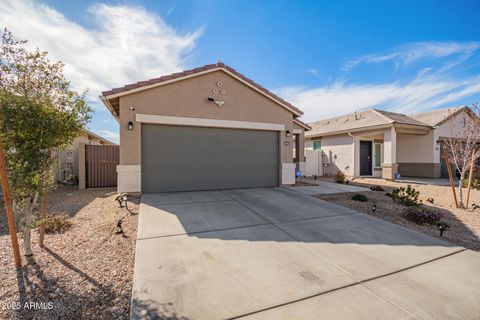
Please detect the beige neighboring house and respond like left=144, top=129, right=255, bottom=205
left=56, top=129, right=115, bottom=182
left=305, top=106, right=475, bottom=179
left=100, top=62, right=310, bottom=193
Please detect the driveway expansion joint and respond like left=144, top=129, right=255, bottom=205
left=229, top=248, right=467, bottom=320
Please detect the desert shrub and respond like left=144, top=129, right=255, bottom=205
left=335, top=171, right=345, bottom=183
left=352, top=194, right=368, bottom=202
left=403, top=207, right=443, bottom=225
left=42, top=213, right=72, bottom=234
left=463, top=178, right=480, bottom=190
left=392, top=185, right=420, bottom=206
left=370, top=185, right=384, bottom=191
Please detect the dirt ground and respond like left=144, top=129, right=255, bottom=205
left=317, top=177, right=480, bottom=251
left=0, top=185, right=139, bottom=320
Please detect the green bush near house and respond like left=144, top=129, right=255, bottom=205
left=335, top=171, right=345, bottom=184
left=392, top=185, right=420, bottom=206
left=352, top=194, right=368, bottom=202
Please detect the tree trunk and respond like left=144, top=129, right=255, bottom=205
left=458, top=173, right=465, bottom=209
left=38, top=188, right=48, bottom=248
left=23, top=192, right=39, bottom=256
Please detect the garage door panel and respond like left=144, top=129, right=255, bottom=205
left=142, top=125, right=279, bottom=192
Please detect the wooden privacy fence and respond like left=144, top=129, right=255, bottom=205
left=85, top=145, right=119, bottom=188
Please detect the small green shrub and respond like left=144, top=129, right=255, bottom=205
left=392, top=185, right=420, bottom=206
left=403, top=207, right=443, bottom=225
left=352, top=194, right=368, bottom=202
left=463, top=178, right=480, bottom=190
left=42, top=213, right=72, bottom=234
left=335, top=171, right=345, bottom=184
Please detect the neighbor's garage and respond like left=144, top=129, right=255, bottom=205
left=141, top=124, right=279, bottom=192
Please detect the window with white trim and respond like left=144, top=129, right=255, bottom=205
left=374, top=143, right=382, bottom=168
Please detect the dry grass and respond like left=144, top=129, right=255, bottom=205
left=317, top=177, right=480, bottom=251
left=0, top=185, right=139, bottom=319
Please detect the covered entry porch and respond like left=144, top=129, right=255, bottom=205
left=351, top=125, right=432, bottom=179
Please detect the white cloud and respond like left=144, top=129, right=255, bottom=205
left=276, top=73, right=480, bottom=123
left=0, top=0, right=202, bottom=101
left=97, top=129, right=119, bottom=144
left=278, top=41, right=480, bottom=122
left=343, top=41, right=480, bottom=71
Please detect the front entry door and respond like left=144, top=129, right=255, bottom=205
left=360, top=141, right=372, bottom=176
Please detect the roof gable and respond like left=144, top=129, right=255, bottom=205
left=410, top=106, right=468, bottom=126
left=100, top=62, right=303, bottom=120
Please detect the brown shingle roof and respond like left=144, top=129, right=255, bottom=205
left=101, top=62, right=303, bottom=118
left=293, top=118, right=312, bottom=131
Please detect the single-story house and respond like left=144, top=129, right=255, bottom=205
left=305, top=106, right=475, bottom=179
left=100, top=62, right=310, bottom=193
left=56, top=129, right=115, bottom=182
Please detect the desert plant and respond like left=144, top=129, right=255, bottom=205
left=403, top=207, right=443, bottom=225
left=370, top=185, right=384, bottom=191
left=352, top=194, right=368, bottom=202
left=41, top=213, right=72, bottom=234
left=335, top=171, right=345, bottom=183
left=442, top=103, right=480, bottom=208
left=392, top=185, right=420, bottom=206
left=0, top=29, right=91, bottom=255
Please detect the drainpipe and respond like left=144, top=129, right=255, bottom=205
left=348, top=132, right=356, bottom=177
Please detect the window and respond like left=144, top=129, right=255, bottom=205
left=374, top=143, right=382, bottom=167
left=313, top=140, right=321, bottom=150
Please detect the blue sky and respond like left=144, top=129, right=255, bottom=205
left=1, top=0, right=479, bottom=143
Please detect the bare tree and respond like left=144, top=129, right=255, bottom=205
left=443, top=103, right=480, bottom=208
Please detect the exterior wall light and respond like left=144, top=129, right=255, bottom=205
left=127, top=121, right=134, bottom=131
left=286, top=130, right=291, bottom=137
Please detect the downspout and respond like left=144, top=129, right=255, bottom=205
left=348, top=132, right=356, bottom=178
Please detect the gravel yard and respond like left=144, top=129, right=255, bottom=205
left=0, top=185, right=139, bottom=320
left=316, top=177, right=480, bottom=251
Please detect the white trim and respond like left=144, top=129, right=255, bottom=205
left=373, top=142, right=383, bottom=169
left=293, top=129, right=302, bottom=134
left=102, top=67, right=302, bottom=117
left=99, top=95, right=119, bottom=121
left=135, top=114, right=286, bottom=131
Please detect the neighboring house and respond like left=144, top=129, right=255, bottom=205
left=305, top=106, right=475, bottom=179
left=56, top=129, right=115, bottom=182
left=100, top=62, right=310, bottom=193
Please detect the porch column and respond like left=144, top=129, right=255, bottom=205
left=382, top=127, right=398, bottom=180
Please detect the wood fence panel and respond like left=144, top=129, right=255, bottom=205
left=85, top=145, right=119, bottom=188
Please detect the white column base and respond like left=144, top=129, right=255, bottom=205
left=117, top=165, right=141, bottom=193
left=281, top=163, right=296, bottom=185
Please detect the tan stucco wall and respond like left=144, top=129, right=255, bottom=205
left=396, top=131, right=434, bottom=163
left=57, top=132, right=109, bottom=181
left=312, top=134, right=355, bottom=177
left=433, top=110, right=474, bottom=163
left=118, top=69, right=295, bottom=169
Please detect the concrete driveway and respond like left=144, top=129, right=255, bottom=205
left=131, top=188, right=480, bottom=320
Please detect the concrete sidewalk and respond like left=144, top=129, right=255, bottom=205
left=131, top=188, right=480, bottom=320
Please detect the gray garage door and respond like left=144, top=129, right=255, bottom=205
left=142, top=124, right=279, bottom=192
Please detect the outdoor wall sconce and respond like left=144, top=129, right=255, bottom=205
left=127, top=121, right=134, bottom=131
left=207, top=96, right=225, bottom=107
left=286, top=130, right=291, bottom=137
